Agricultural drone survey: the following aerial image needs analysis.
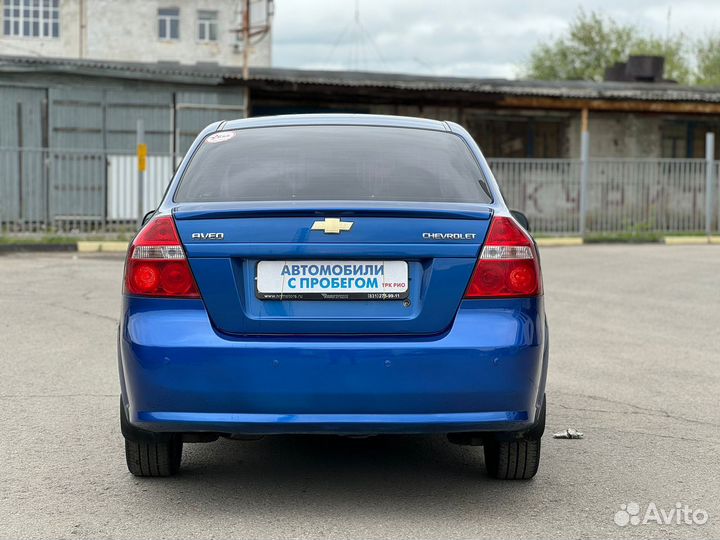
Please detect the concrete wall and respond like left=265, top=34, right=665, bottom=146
left=0, top=0, right=272, bottom=67
left=568, top=112, right=663, bottom=158
left=355, top=107, right=667, bottom=159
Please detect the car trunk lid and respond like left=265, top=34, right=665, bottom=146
left=174, top=202, right=492, bottom=336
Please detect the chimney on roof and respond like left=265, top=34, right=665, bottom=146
left=604, top=62, right=628, bottom=82
left=604, top=55, right=670, bottom=83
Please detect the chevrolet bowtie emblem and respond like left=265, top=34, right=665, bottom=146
left=311, top=217, right=354, bottom=234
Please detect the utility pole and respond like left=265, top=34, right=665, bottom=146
left=242, top=0, right=250, bottom=80
left=78, top=0, right=84, bottom=58
left=579, top=108, right=590, bottom=237
left=705, top=132, right=715, bottom=239
left=233, top=0, right=274, bottom=80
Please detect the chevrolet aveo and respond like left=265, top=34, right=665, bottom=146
left=118, top=114, right=548, bottom=480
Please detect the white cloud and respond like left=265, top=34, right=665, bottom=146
left=271, top=0, right=720, bottom=78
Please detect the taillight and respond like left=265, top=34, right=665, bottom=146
left=464, top=216, right=542, bottom=298
left=124, top=216, right=200, bottom=298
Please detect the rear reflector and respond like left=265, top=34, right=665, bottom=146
left=124, top=216, right=200, bottom=298
left=464, top=216, right=542, bottom=298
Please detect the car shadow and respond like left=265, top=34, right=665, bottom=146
left=126, top=434, right=541, bottom=521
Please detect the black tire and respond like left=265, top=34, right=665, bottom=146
left=484, top=397, right=545, bottom=480
left=484, top=438, right=541, bottom=480
left=124, top=436, right=183, bottom=477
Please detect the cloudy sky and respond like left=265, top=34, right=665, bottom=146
left=272, top=0, right=720, bottom=78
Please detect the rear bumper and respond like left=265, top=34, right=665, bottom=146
left=119, top=297, right=548, bottom=435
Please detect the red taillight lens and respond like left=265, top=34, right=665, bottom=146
left=124, top=216, right=200, bottom=298
left=464, top=216, right=542, bottom=298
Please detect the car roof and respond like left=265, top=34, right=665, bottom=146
left=221, top=113, right=448, bottom=132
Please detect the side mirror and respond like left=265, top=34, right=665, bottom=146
left=510, top=210, right=530, bottom=232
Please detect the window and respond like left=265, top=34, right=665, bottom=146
left=197, top=10, right=217, bottom=42
left=175, top=126, right=493, bottom=204
left=465, top=113, right=567, bottom=158
left=158, top=7, right=179, bottom=40
left=661, top=120, right=720, bottom=158
left=3, top=0, right=59, bottom=38
left=660, top=123, right=687, bottom=158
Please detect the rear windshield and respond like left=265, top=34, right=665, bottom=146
left=174, top=125, right=492, bottom=203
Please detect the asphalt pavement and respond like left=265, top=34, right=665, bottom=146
left=0, top=244, right=718, bottom=539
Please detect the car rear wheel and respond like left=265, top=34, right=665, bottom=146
left=124, top=437, right=183, bottom=477
left=483, top=437, right=541, bottom=480
left=484, top=396, right=545, bottom=480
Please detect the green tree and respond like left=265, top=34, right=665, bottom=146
left=524, top=9, right=692, bottom=84
left=631, top=34, right=690, bottom=84
left=695, top=35, right=720, bottom=86
left=525, top=10, right=635, bottom=81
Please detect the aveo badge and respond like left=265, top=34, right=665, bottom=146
left=191, top=232, right=224, bottom=240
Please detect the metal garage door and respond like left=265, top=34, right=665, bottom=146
left=0, top=86, right=46, bottom=224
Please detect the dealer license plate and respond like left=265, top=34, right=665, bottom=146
left=256, top=260, right=409, bottom=300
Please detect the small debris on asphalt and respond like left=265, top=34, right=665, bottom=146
left=553, top=428, right=584, bottom=439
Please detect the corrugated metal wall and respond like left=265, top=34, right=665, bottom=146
left=0, top=81, right=246, bottom=228
left=176, top=90, right=247, bottom=154
left=0, top=86, right=47, bottom=223
left=45, top=87, right=249, bottom=152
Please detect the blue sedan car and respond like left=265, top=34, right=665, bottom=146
left=119, top=114, right=548, bottom=479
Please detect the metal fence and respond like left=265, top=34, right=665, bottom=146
left=1, top=147, right=719, bottom=236
left=0, top=147, right=180, bottom=234
left=489, top=158, right=719, bottom=235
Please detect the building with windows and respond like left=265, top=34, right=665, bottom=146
left=0, top=0, right=272, bottom=67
